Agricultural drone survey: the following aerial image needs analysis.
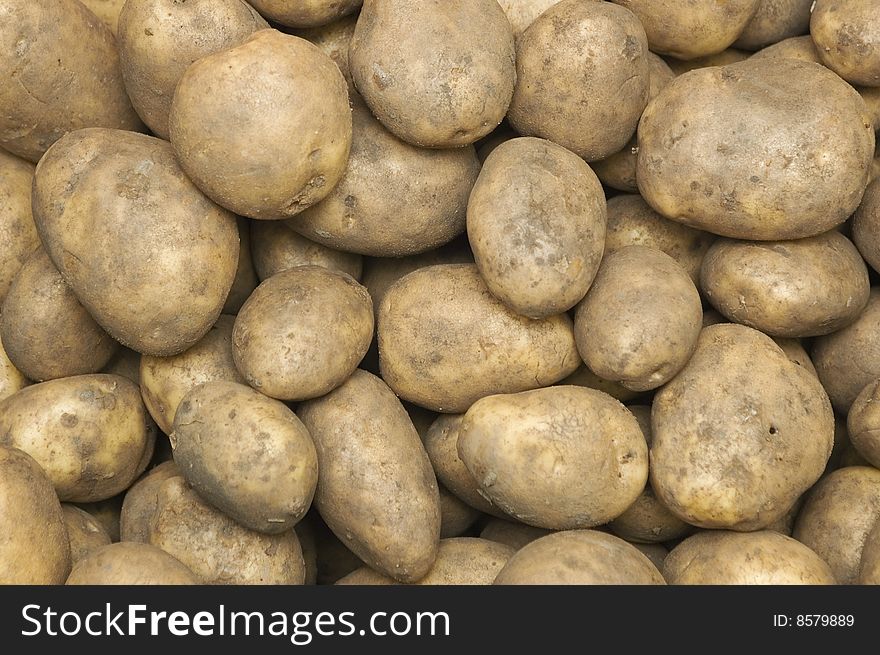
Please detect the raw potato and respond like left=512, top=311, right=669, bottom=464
left=118, top=0, right=268, bottom=138
left=102, top=348, right=141, bottom=386
left=859, top=518, right=880, bottom=584
left=295, top=519, right=319, bottom=585
left=297, top=370, right=441, bottom=582
left=633, top=543, right=669, bottom=571
left=1, top=248, right=118, bottom=382
left=378, top=264, right=579, bottom=413
left=170, top=30, right=352, bottom=220
left=439, top=488, right=482, bottom=538
left=61, top=504, right=112, bottom=565
left=794, top=466, right=880, bottom=584
left=611, top=0, right=761, bottom=60
left=233, top=267, right=373, bottom=401
left=79, top=0, right=125, bottom=35
left=32, top=128, right=239, bottom=357
left=734, top=0, right=813, bottom=50
left=0, top=334, right=28, bottom=402
left=847, top=380, right=880, bottom=468
left=494, top=530, right=665, bottom=585
left=774, top=338, right=818, bottom=377
left=0, top=374, right=153, bottom=502
left=637, top=58, right=875, bottom=240
left=558, top=365, right=643, bottom=404
left=651, top=324, right=834, bottom=530
left=0, top=150, right=38, bottom=304
left=751, top=34, right=821, bottom=62
left=223, top=217, right=258, bottom=314
left=249, top=0, right=361, bottom=28
left=574, top=246, right=702, bottom=391
left=172, top=381, right=318, bottom=534
left=853, top=180, right=880, bottom=273
left=250, top=221, right=362, bottom=282
left=350, top=0, right=515, bottom=148
left=508, top=1, right=650, bottom=161
left=120, top=461, right=179, bottom=543
left=700, top=232, right=870, bottom=337
left=76, top=496, right=124, bottom=543
left=290, top=99, right=481, bottom=257
left=458, top=386, right=648, bottom=530
left=467, top=137, right=607, bottom=318
left=811, top=0, right=880, bottom=87
left=497, top=0, right=567, bottom=38
left=665, top=49, right=752, bottom=75
left=0, top=446, right=71, bottom=584
left=295, top=15, right=358, bottom=94
left=480, top=519, right=551, bottom=551
left=663, top=531, right=836, bottom=584
left=66, top=542, right=199, bottom=585
left=312, top=517, right=365, bottom=584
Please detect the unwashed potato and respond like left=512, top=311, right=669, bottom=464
left=632, top=543, right=669, bottom=571
left=118, top=0, right=268, bottom=139
left=558, top=365, right=644, bottom=404
left=859, top=518, right=880, bottom=584
left=0, top=150, right=38, bottom=304
left=853, top=180, right=880, bottom=273
left=637, top=58, right=875, bottom=241
left=76, top=496, right=124, bottom=543
left=700, top=232, right=870, bottom=338
left=378, top=264, right=579, bottom=413
left=458, top=386, right=648, bottom=530
left=120, top=461, right=179, bottom=543
left=294, top=14, right=358, bottom=94
left=774, top=338, right=818, bottom=378
left=222, top=217, right=258, bottom=315
left=439, top=488, right=482, bottom=539
left=494, top=530, right=665, bottom=585
left=0, top=446, right=70, bottom=584
left=350, top=0, right=515, bottom=148
left=733, top=0, right=813, bottom=50
left=250, top=221, right=362, bottom=282
left=508, top=1, right=650, bottom=162
left=1, top=248, right=118, bottom=382
left=61, top=504, right=112, bottom=565
left=751, top=33, right=821, bottom=62
left=294, top=518, right=319, bottom=585
left=664, top=48, right=752, bottom=75
left=32, top=128, right=239, bottom=357
left=297, top=370, right=441, bottom=582
left=311, top=514, right=366, bottom=584
left=467, top=137, right=607, bottom=318
left=102, top=348, right=141, bottom=386
left=0, top=375, right=154, bottom=502
left=847, top=380, right=880, bottom=468
left=66, top=542, right=199, bottom=585
left=480, top=519, right=551, bottom=551
left=651, top=324, right=834, bottom=530
left=497, top=0, right=569, bottom=39
left=79, top=0, right=125, bottom=35
left=811, top=0, right=880, bottom=87
left=0, top=334, right=28, bottom=402
left=250, top=0, right=361, bottom=28
left=664, top=531, right=836, bottom=584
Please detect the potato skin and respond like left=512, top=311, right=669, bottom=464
left=494, top=530, right=665, bottom=585
left=0, top=446, right=71, bottom=584
left=67, top=542, right=199, bottom=585
left=294, top=14, right=358, bottom=94
left=251, top=221, right=362, bottom=282
left=378, top=264, right=579, bottom=413
left=250, top=0, right=361, bottom=28
left=497, top=0, right=571, bottom=38
left=0, top=334, right=28, bottom=402
left=859, top=518, right=880, bottom=584
left=79, top=0, right=125, bottom=35
left=848, top=380, right=880, bottom=469
left=637, top=58, right=875, bottom=240
left=734, top=0, right=813, bottom=51
left=480, top=518, right=551, bottom=551
left=853, top=179, right=880, bottom=274
left=664, top=531, right=836, bottom=584
left=350, top=0, right=515, bottom=148
left=223, top=217, right=258, bottom=315
left=467, top=137, right=607, bottom=318
left=0, top=150, right=38, bottom=304
left=61, top=504, right=112, bottom=565
left=665, top=48, right=752, bottom=75
left=297, top=370, right=441, bottom=582
left=700, top=232, right=870, bottom=338
left=438, top=488, right=482, bottom=539
left=811, top=0, right=880, bottom=87
left=32, top=128, right=239, bottom=357
left=651, top=324, right=834, bottom=530
left=120, top=460, right=179, bottom=543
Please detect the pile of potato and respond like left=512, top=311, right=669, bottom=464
left=3, top=0, right=880, bottom=586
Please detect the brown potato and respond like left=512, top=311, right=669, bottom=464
left=734, top=0, right=813, bottom=50
left=0, top=334, right=28, bottom=402
left=847, top=380, right=880, bottom=468
left=665, top=49, right=752, bottom=75
left=61, top=504, right=112, bottom=565
left=853, top=180, right=880, bottom=273
left=480, top=518, right=551, bottom=551
left=0, top=150, right=38, bottom=304
left=811, top=0, right=880, bottom=87
left=120, top=461, right=179, bottom=543
left=774, top=338, right=818, bottom=377
left=250, top=221, right=362, bottom=282
left=312, top=515, right=366, bottom=584
left=751, top=34, right=821, bottom=62
left=79, top=0, right=125, bottom=35
left=223, top=217, right=258, bottom=315
left=294, top=15, right=358, bottom=94
left=250, top=0, right=361, bottom=28
left=632, top=543, right=669, bottom=571
left=102, top=348, right=141, bottom=386
left=67, top=542, right=199, bottom=585
left=294, top=518, right=319, bottom=585
left=557, top=365, right=644, bottom=404
left=497, top=0, right=570, bottom=38
left=439, top=488, right=482, bottom=539
left=859, top=518, right=880, bottom=584
left=76, top=496, right=124, bottom=543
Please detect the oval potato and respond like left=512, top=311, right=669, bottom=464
left=61, top=504, right=112, bottom=565
left=120, top=461, right=179, bottom=543
left=250, top=221, right=363, bottom=282
left=0, top=150, right=38, bottom=304
left=66, top=542, right=199, bottom=585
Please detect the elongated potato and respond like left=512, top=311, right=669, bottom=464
left=0, top=334, right=28, bottom=402
left=120, top=461, right=179, bottom=543
left=67, top=542, right=199, bottom=585
left=250, top=221, right=362, bottom=282
left=859, top=518, right=880, bottom=584
left=0, top=150, right=38, bottom=304
left=848, top=380, right=880, bottom=468
left=61, top=504, right=112, bottom=565
left=665, top=48, right=753, bottom=75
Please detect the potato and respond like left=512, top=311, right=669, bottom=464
left=378, top=264, right=579, bottom=413
left=467, top=137, right=606, bottom=318
left=0, top=374, right=153, bottom=502
left=811, top=0, right=880, bottom=87
left=223, top=217, right=258, bottom=315
left=120, top=461, right=179, bottom=543
left=312, top=515, right=366, bottom=584
left=847, top=380, right=880, bottom=468
left=67, top=542, right=199, bottom=585
left=765, top=496, right=805, bottom=536
left=61, top=504, right=112, bottom=565
left=632, top=543, right=669, bottom=571
left=859, top=518, right=880, bottom=584
left=508, top=1, right=650, bottom=161
left=700, top=232, right=870, bottom=338
left=102, top=348, right=141, bottom=386
left=250, top=221, right=362, bottom=283
left=494, top=530, right=665, bottom=585
left=290, top=99, right=481, bottom=257
left=774, top=338, right=818, bottom=377
left=297, top=370, right=441, bottom=582
left=734, top=0, right=813, bottom=51
left=439, top=488, right=482, bottom=539
left=611, top=0, right=760, bottom=60
left=79, top=0, right=125, bottom=35
left=249, top=0, right=360, bottom=28
left=497, top=0, right=568, bottom=39
left=32, top=128, right=239, bottom=357
left=294, top=518, right=319, bottom=585
left=480, top=519, right=551, bottom=551
left=118, top=0, right=268, bottom=139
left=637, top=58, right=875, bottom=240
left=751, top=34, right=821, bottom=62
left=794, top=466, right=880, bottom=584
left=0, top=446, right=70, bottom=584
left=0, top=150, right=38, bottom=304
left=172, top=381, right=318, bottom=534
left=665, top=49, right=752, bottom=75
left=651, top=324, right=834, bottom=530
left=76, top=496, right=124, bottom=543
left=0, top=334, right=28, bottom=403
left=350, top=0, right=514, bottom=148
left=1, top=248, right=118, bottom=382
left=853, top=180, right=880, bottom=273
left=294, top=15, right=358, bottom=94
left=170, top=30, right=351, bottom=220
left=557, top=365, right=643, bottom=404
left=664, top=531, right=835, bottom=584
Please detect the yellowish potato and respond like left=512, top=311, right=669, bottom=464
left=120, top=461, right=179, bottom=543
left=859, top=518, right=880, bottom=584
left=294, top=15, right=358, bottom=94
left=734, top=0, right=813, bottom=50
left=61, top=504, right=112, bottom=565
left=66, top=542, right=199, bottom=585
left=250, top=221, right=362, bottom=283
left=0, top=334, right=28, bottom=403
left=480, top=519, right=551, bottom=551
left=0, top=149, right=38, bottom=304
left=847, top=380, right=880, bottom=468
left=811, top=0, right=880, bottom=87
left=249, top=0, right=361, bottom=28
left=223, top=217, right=258, bottom=315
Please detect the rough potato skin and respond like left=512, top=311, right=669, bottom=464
left=480, top=518, right=551, bottom=551
left=0, top=334, right=28, bottom=402
left=61, top=504, right=112, bottom=565
left=774, top=338, right=818, bottom=378
left=700, top=232, right=870, bottom=338
left=558, top=365, right=643, bottom=404
left=250, top=0, right=361, bottom=28
left=170, top=30, right=351, bottom=220
left=0, top=446, right=71, bottom=584
left=494, top=530, right=665, bottom=585
left=0, top=0, right=143, bottom=162
left=66, top=542, right=199, bottom=585
left=858, top=518, right=880, bottom=584
left=251, top=221, right=362, bottom=282
left=0, top=150, right=37, bottom=304
left=1, top=248, right=118, bottom=382
left=751, top=34, right=822, bottom=62
left=438, top=488, right=482, bottom=538
left=853, top=180, right=880, bottom=274
left=847, top=380, right=880, bottom=469
left=794, top=466, right=880, bottom=584
left=76, top=497, right=123, bottom=543
left=651, top=324, right=834, bottom=530
left=508, top=1, right=650, bottom=161
left=297, top=370, right=441, bottom=582
left=497, top=0, right=571, bottom=38
left=468, top=137, right=607, bottom=318
left=664, top=531, right=836, bottom=584
left=294, top=14, right=358, bottom=95
left=350, top=0, right=515, bottom=148
left=665, top=48, right=752, bottom=75
left=378, top=264, right=579, bottom=413
left=120, top=460, right=179, bottom=543
left=79, top=0, right=126, bottom=35
left=223, top=218, right=258, bottom=315
left=32, top=128, right=239, bottom=357
left=811, top=0, right=880, bottom=87
left=734, top=0, right=813, bottom=50
left=637, top=58, right=875, bottom=240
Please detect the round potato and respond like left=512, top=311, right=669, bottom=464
left=222, top=217, right=258, bottom=315
left=637, top=58, right=875, bottom=240
left=847, top=380, right=880, bottom=468
left=67, top=542, right=199, bottom=585
left=651, top=324, right=834, bottom=530
left=0, top=446, right=71, bottom=584
left=350, top=0, right=515, bottom=148
left=494, top=530, right=665, bottom=585
left=378, top=264, right=579, bottom=413
left=811, top=0, right=880, bottom=87
left=294, top=14, right=358, bottom=94
left=297, top=370, right=441, bottom=582
left=249, top=0, right=360, bottom=28
left=480, top=519, right=551, bottom=551
left=859, top=518, right=880, bottom=584
left=61, top=504, right=112, bottom=565
left=734, top=0, right=813, bottom=50
left=0, top=334, right=28, bottom=403
left=467, top=137, right=606, bottom=318
left=120, top=461, right=179, bottom=543
left=439, top=488, right=482, bottom=539
left=250, top=221, right=362, bottom=282
left=508, top=1, right=650, bottom=161
left=0, top=150, right=38, bottom=304
left=853, top=180, right=880, bottom=274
